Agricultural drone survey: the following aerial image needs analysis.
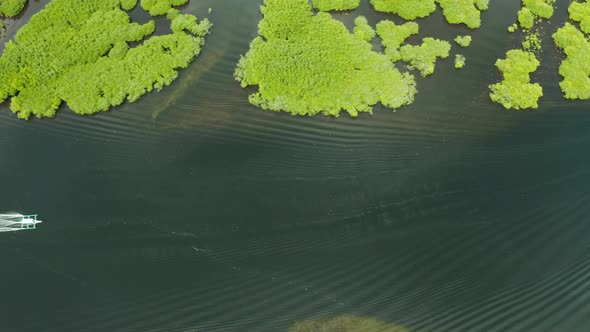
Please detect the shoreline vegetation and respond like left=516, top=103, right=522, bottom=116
left=0, top=0, right=211, bottom=119
left=1, top=0, right=590, bottom=119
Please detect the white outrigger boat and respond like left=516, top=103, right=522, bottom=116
left=0, top=214, right=42, bottom=232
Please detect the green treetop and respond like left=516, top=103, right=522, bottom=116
left=0, top=0, right=27, bottom=17
left=455, top=54, right=466, bottom=68
left=516, top=0, right=555, bottom=30
left=376, top=20, right=419, bottom=62
left=455, top=35, right=472, bottom=47
left=353, top=16, right=376, bottom=42
left=436, top=0, right=488, bottom=29
left=370, top=0, right=436, bottom=20
left=140, top=0, right=188, bottom=16
left=371, top=0, right=488, bottom=28
left=313, top=0, right=361, bottom=11
left=522, top=0, right=554, bottom=18
left=399, top=38, right=451, bottom=77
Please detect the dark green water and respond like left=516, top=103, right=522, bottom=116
left=2, top=0, right=590, bottom=331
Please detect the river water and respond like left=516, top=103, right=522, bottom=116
left=2, top=0, right=590, bottom=331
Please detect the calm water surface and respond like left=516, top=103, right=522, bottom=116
left=2, top=1, right=590, bottom=331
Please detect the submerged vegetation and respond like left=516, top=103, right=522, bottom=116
left=289, top=315, right=411, bottom=332
left=0, top=0, right=210, bottom=119
left=0, top=0, right=27, bottom=17
left=235, top=0, right=417, bottom=117
left=489, top=49, right=543, bottom=109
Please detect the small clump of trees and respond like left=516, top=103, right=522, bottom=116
left=455, top=35, right=472, bottom=47
left=489, top=49, right=543, bottom=109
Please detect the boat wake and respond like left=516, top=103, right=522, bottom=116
left=0, top=213, right=42, bottom=232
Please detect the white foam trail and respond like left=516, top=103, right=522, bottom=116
left=0, top=213, right=41, bottom=232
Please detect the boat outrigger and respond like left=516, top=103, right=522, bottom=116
left=0, top=214, right=42, bottom=232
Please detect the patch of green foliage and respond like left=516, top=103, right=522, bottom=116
left=475, top=0, right=489, bottom=10
left=313, top=0, right=361, bottom=11
left=140, top=0, right=187, bottom=16
left=508, top=23, right=518, bottom=32
left=436, top=0, right=487, bottom=29
left=353, top=16, right=375, bottom=42
left=455, top=35, right=472, bottom=47
left=0, top=0, right=211, bottom=119
left=522, top=32, right=541, bottom=51
left=0, top=0, right=27, bottom=17
left=517, top=7, right=534, bottom=29
left=489, top=49, right=543, bottom=109
left=569, top=0, right=590, bottom=34
left=235, top=0, right=417, bottom=117
left=376, top=20, right=419, bottom=62
left=370, top=0, right=436, bottom=20
left=455, top=54, right=466, bottom=68
left=523, top=0, right=554, bottom=18
left=517, top=0, right=555, bottom=30
left=289, top=315, right=411, bottom=332
left=399, top=38, right=451, bottom=77
left=553, top=22, right=590, bottom=100
left=371, top=0, right=487, bottom=28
